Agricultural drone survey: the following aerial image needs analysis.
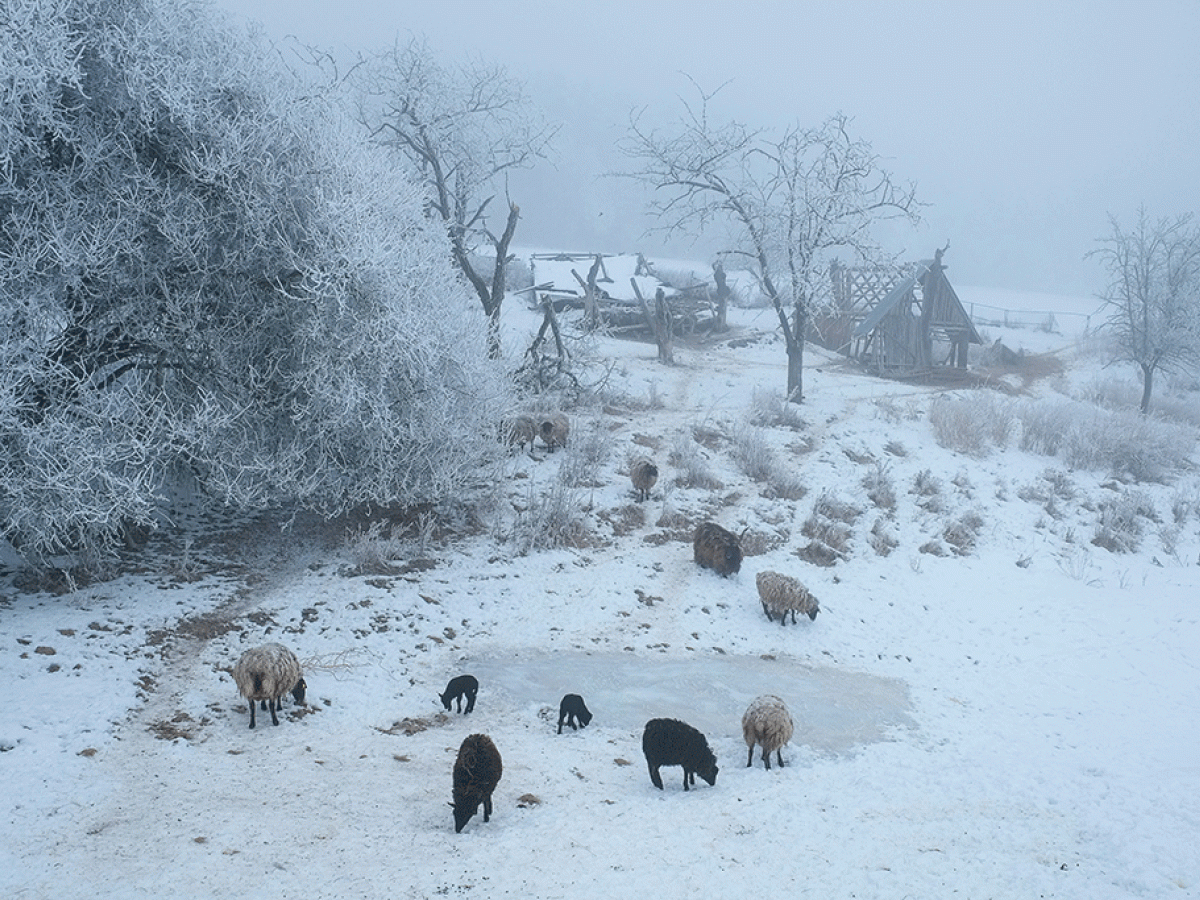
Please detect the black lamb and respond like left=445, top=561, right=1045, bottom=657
left=557, top=694, right=593, bottom=734
left=641, top=717, right=719, bottom=791
left=452, top=733, right=503, bottom=833
left=440, top=674, right=478, bottom=713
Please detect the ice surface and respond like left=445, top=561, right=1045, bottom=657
left=467, top=651, right=915, bottom=754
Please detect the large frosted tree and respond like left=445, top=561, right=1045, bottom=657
left=0, top=0, right=510, bottom=569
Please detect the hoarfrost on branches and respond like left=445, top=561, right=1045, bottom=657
left=0, top=0, right=510, bottom=569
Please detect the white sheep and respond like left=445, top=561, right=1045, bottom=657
left=755, top=570, right=820, bottom=625
left=629, top=456, right=658, bottom=502
left=232, top=643, right=306, bottom=729
left=741, top=694, right=794, bottom=770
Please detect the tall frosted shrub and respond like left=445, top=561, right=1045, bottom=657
left=0, top=0, right=509, bottom=568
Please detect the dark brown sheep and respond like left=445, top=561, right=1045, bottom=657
left=693, top=521, right=743, bottom=577
left=452, top=734, right=503, bottom=832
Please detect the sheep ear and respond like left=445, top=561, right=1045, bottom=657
left=447, top=802, right=456, bottom=809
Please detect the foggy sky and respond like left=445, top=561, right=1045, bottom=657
left=214, top=0, right=1200, bottom=297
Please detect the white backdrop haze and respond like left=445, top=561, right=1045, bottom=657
left=214, top=0, right=1200, bottom=297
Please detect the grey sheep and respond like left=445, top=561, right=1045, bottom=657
left=503, top=414, right=537, bottom=451
left=641, top=718, right=718, bottom=791
left=232, top=643, right=306, bottom=729
left=693, top=521, right=743, bottom=577
left=756, top=570, right=820, bottom=624
left=741, top=694, right=794, bottom=770
left=538, top=412, right=570, bottom=451
left=629, top=456, right=658, bottom=502
left=452, top=733, right=503, bottom=833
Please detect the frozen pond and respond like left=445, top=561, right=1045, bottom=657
left=467, top=651, right=915, bottom=755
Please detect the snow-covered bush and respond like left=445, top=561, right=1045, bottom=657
left=0, top=0, right=510, bottom=569
left=928, top=392, right=1013, bottom=457
left=669, top=431, right=723, bottom=490
left=862, top=461, right=897, bottom=513
left=1091, top=490, right=1157, bottom=553
left=1016, top=398, right=1195, bottom=483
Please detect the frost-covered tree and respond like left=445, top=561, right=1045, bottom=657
left=353, top=39, right=556, bottom=357
left=1090, top=207, right=1200, bottom=413
left=0, top=0, right=510, bottom=569
left=623, top=87, right=920, bottom=402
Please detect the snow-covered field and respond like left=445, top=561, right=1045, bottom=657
left=3, top=277, right=1198, bottom=899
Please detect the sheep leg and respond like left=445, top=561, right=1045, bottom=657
left=647, top=763, right=663, bottom=790
left=269, top=697, right=280, bottom=726
left=746, top=745, right=755, bottom=768
left=557, top=713, right=565, bottom=735
left=775, top=749, right=785, bottom=768
left=483, top=794, right=492, bottom=823
left=465, top=690, right=476, bottom=713
left=248, top=701, right=257, bottom=729
left=761, top=601, right=774, bottom=622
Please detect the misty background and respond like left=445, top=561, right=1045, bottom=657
left=215, top=0, right=1200, bottom=298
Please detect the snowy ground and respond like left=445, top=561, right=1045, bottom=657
left=2, top=276, right=1198, bottom=899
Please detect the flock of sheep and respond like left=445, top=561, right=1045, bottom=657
left=229, top=414, right=821, bottom=831
left=233, top=625, right=800, bottom=833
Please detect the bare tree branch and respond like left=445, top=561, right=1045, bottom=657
left=620, top=88, right=921, bottom=402
left=353, top=39, right=557, bottom=357
left=1089, top=207, right=1200, bottom=413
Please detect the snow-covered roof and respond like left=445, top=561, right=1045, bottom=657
left=530, top=253, right=665, bottom=303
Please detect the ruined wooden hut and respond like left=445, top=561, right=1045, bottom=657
left=826, top=249, right=982, bottom=374
left=527, top=252, right=721, bottom=337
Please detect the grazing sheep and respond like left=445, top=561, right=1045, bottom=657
left=741, top=694, right=795, bottom=770
left=557, top=694, right=593, bottom=734
left=232, top=643, right=306, bottom=730
left=452, top=733, right=503, bottom=833
left=629, top=456, right=658, bottom=502
left=641, top=718, right=719, bottom=791
left=693, top=522, right=743, bottom=577
left=503, top=414, right=537, bottom=451
left=538, top=412, right=570, bottom=451
left=440, top=674, right=478, bottom=713
left=756, top=570, right=820, bottom=624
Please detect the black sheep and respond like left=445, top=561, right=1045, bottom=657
left=692, top=522, right=743, bottom=577
left=452, top=733, right=503, bottom=833
left=641, top=718, right=719, bottom=791
left=557, top=694, right=593, bottom=734
left=439, top=674, right=478, bottom=713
